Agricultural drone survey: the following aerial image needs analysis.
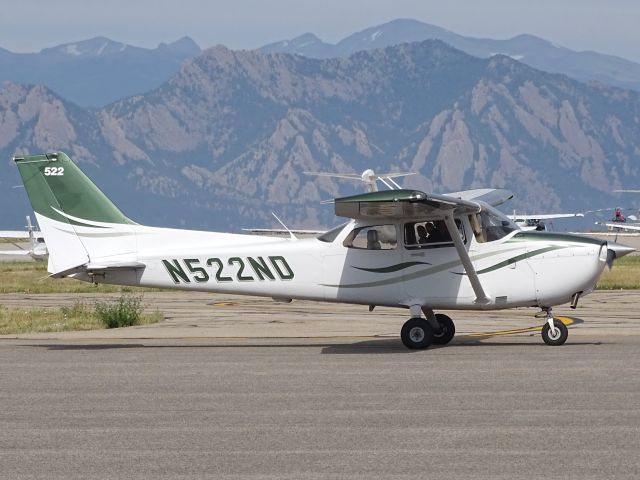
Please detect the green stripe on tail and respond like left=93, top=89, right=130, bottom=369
left=14, top=152, right=134, bottom=225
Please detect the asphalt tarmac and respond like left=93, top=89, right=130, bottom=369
left=1, top=291, right=640, bottom=479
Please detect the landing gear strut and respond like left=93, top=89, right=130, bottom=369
left=400, top=307, right=456, bottom=350
left=538, top=307, right=568, bottom=346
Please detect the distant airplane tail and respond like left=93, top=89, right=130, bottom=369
left=25, top=215, right=37, bottom=251
left=14, top=152, right=137, bottom=275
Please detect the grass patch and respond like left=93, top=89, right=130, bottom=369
left=0, top=301, right=101, bottom=334
left=597, top=255, right=640, bottom=289
left=0, top=296, right=163, bottom=335
left=0, top=261, right=161, bottom=294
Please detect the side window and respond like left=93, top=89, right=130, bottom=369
left=343, top=225, right=397, bottom=250
left=404, top=219, right=465, bottom=249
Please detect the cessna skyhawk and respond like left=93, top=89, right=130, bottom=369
left=14, top=152, right=634, bottom=349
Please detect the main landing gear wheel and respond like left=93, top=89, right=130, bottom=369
left=541, top=319, right=568, bottom=346
left=432, top=313, right=455, bottom=345
left=401, top=317, right=434, bottom=350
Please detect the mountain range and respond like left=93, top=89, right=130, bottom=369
left=0, top=36, right=201, bottom=107
left=261, top=19, right=640, bottom=93
left=2, top=40, right=639, bottom=231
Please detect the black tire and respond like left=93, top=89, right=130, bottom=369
left=541, top=319, right=568, bottom=346
left=401, top=317, right=434, bottom=350
left=432, top=313, right=455, bottom=345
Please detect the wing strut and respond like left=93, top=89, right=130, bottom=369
left=443, top=214, right=491, bottom=305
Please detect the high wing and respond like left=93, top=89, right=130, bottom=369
left=334, top=188, right=498, bottom=304
left=334, top=189, right=486, bottom=219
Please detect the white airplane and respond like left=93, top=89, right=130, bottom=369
left=14, top=152, right=635, bottom=349
left=508, top=212, right=585, bottom=231
left=596, top=222, right=640, bottom=233
left=304, top=169, right=416, bottom=192
left=0, top=216, right=48, bottom=260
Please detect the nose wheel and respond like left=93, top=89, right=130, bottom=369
left=541, top=318, right=568, bottom=345
left=539, top=307, right=568, bottom=346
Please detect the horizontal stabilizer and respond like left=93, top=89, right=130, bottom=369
left=50, top=261, right=146, bottom=278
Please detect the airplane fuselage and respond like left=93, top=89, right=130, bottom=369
left=64, top=215, right=607, bottom=311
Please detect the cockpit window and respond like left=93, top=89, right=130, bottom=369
left=470, top=206, right=518, bottom=243
left=343, top=224, right=397, bottom=250
left=404, top=219, right=465, bottom=249
left=317, top=223, right=348, bottom=243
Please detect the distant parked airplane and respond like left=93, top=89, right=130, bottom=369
left=508, top=212, right=585, bottom=231
left=0, top=216, right=48, bottom=260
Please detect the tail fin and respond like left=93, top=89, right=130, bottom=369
left=25, top=215, right=35, bottom=249
left=14, top=152, right=137, bottom=274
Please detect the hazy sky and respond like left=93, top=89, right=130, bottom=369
left=2, top=0, right=639, bottom=62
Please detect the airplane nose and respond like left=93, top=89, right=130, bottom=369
left=606, top=241, right=636, bottom=268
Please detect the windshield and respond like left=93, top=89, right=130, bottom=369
left=317, top=222, right=348, bottom=243
left=470, top=205, right=518, bottom=242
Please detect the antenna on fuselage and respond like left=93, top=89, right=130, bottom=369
left=271, top=212, right=298, bottom=241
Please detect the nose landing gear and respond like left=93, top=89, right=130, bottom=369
left=538, top=307, right=568, bottom=346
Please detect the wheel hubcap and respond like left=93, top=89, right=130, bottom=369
left=548, top=326, right=561, bottom=340
left=409, top=326, right=425, bottom=343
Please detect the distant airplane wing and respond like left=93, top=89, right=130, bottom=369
left=305, top=169, right=416, bottom=192
left=597, top=222, right=640, bottom=232
left=243, top=228, right=325, bottom=236
left=0, top=231, right=31, bottom=239
left=0, top=249, right=31, bottom=256
left=508, top=213, right=585, bottom=221
left=446, top=188, right=514, bottom=207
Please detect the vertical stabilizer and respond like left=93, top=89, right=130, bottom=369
left=14, top=152, right=137, bottom=274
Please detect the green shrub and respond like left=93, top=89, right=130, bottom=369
left=94, top=294, right=144, bottom=328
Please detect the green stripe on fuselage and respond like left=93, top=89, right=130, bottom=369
left=508, top=231, right=604, bottom=246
